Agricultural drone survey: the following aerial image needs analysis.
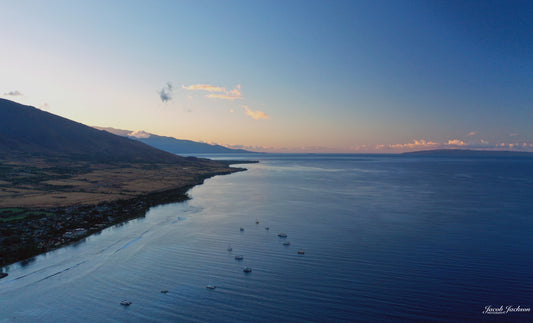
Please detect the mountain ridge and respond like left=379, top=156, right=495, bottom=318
left=0, top=99, right=197, bottom=163
left=0, top=98, right=244, bottom=266
left=95, top=126, right=252, bottom=154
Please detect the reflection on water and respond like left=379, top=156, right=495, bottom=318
left=1, top=154, right=533, bottom=322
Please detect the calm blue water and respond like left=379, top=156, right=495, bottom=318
left=1, top=154, right=533, bottom=322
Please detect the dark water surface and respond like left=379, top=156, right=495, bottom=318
left=1, top=154, right=533, bottom=322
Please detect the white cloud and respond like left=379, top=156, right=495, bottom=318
left=375, top=138, right=533, bottom=153
left=447, top=139, right=466, bottom=146
left=128, top=130, right=151, bottom=138
left=182, top=84, right=226, bottom=92
left=384, top=139, right=440, bottom=151
left=183, top=83, right=243, bottom=100
left=243, top=105, right=269, bottom=120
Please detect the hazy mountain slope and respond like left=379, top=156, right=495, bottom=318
left=96, top=127, right=251, bottom=154
left=0, top=99, right=196, bottom=163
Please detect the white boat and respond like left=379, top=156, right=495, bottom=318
left=243, top=266, right=252, bottom=273
left=120, top=300, right=132, bottom=306
left=235, top=255, right=244, bottom=260
left=278, top=233, right=287, bottom=238
left=206, top=284, right=216, bottom=289
left=283, top=241, right=290, bottom=246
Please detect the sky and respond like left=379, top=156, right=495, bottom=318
left=2, top=0, right=532, bottom=153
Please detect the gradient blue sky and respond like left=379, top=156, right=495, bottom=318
left=2, top=0, right=532, bottom=152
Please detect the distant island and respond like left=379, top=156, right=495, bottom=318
left=95, top=127, right=252, bottom=155
left=0, top=98, right=251, bottom=266
left=403, top=149, right=533, bottom=157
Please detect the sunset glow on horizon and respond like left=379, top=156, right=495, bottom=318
left=2, top=1, right=532, bottom=153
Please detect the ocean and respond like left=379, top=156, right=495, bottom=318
left=1, top=153, right=532, bottom=322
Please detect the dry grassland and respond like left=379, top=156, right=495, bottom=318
left=0, top=158, right=238, bottom=208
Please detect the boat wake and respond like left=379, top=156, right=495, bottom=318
left=113, top=230, right=150, bottom=254
left=37, top=261, right=88, bottom=283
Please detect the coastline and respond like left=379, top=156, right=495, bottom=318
left=0, top=163, right=249, bottom=268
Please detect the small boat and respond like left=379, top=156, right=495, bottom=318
left=240, top=227, right=244, bottom=232
left=206, top=284, right=216, bottom=290
left=227, top=245, right=233, bottom=251
left=265, top=227, right=270, bottom=230
left=243, top=266, right=252, bottom=273
left=282, top=241, right=290, bottom=246
left=235, top=255, right=244, bottom=260
left=255, top=219, right=260, bottom=224
left=297, top=249, right=305, bottom=254
left=120, top=300, right=132, bottom=306
left=0, top=273, right=7, bottom=279
left=278, top=233, right=288, bottom=238
left=160, top=290, right=168, bottom=294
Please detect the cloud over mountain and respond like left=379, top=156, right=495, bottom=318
left=128, top=130, right=151, bottom=138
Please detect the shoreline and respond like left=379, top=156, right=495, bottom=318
left=0, top=166, right=246, bottom=268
